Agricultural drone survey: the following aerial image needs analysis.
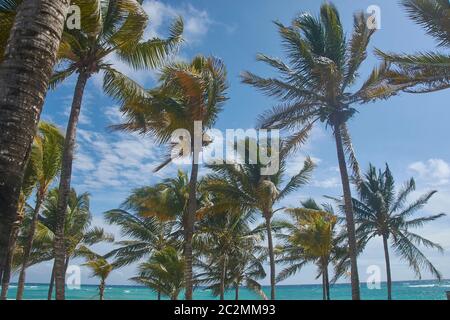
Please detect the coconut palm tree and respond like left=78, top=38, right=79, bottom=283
left=376, top=0, right=450, bottom=93
left=352, top=164, right=445, bottom=300
left=204, top=141, right=315, bottom=300
left=104, top=209, right=180, bottom=269
left=112, top=56, right=228, bottom=299
left=0, top=0, right=70, bottom=285
left=0, top=136, right=38, bottom=299
left=275, top=199, right=345, bottom=300
left=48, top=0, right=183, bottom=300
left=79, top=247, right=114, bottom=301
left=240, top=3, right=414, bottom=299
left=130, top=246, right=185, bottom=300
left=195, top=211, right=266, bottom=300
left=12, top=188, right=113, bottom=299
left=15, top=122, right=64, bottom=299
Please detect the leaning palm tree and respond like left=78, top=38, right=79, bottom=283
left=376, top=0, right=450, bottom=93
left=204, top=142, right=315, bottom=300
left=16, top=122, right=64, bottom=299
left=112, top=56, right=228, bottom=300
left=352, top=164, right=445, bottom=300
left=49, top=0, right=183, bottom=300
left=0, top=0, right=69, bottom=285
left=275, top=199, right=345, bottom=300
left=241, top=3, right=414, bottom=299
left=131, top=246, right=185, bottom=300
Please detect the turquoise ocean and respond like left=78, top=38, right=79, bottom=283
left=6, top=279, right=450, bottom=300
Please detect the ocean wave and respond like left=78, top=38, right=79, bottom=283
left=408, top=284, right=435, bottom=288
left=124, top=290, right=131, bottom=294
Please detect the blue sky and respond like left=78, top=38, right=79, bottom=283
left=20, top=0, right=450, bottom=289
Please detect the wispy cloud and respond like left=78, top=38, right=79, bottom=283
left=409, top=158, right=450, bottom=186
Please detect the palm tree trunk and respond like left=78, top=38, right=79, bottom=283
left=184, top=152, right=200, bottom=300
left=0, top=209, right=23, bottom=300
left=220, top=260, right=227, bottom=300
left=99, top=280, right=105, bottom=301
left=325, top=264, right=331, bottom=301
left=0, top=0, right=70, bottom=285
left=54, top=71, right=90, bottom=300
left=16, top=191, right=44, bottom=299
left=264, top=214, right=276, bottom=300
left=333, top=124, right=360, bottom=300
left=47, top=262, right=56, bottom=300
left=382, top=234, right=392, bottom=300
left=157, top=291, right=161, bottom=301
left=235, top=283, right=239, bottom=300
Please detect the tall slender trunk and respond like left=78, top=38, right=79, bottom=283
left=264, top=214, right=276, bottom=300
left=184, top=152, right=200, bottom=300
left=382, top=234, right=392, bottom=300
left=235, top=283, right=239, bottom=300
left=322, top=271, right=326, bottom=300
left=99, top=280, right=105, bottom=301
left=48, top=262, right=56, bottom=300
left=54, top=72, right=89, bottom=300
left=0, top=0, right=70, bottom=285
left=16, top=191, right=44, bottom=299
left=324, top=264, right=330, bottom=301
left=219, top=259, right=227, bottom=300
left=0, top=207, right=23, bottom=299
left=333, top=124, right=360, bottom=300
left=157, top=291, right=161, bottom=301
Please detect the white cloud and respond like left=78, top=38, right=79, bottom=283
left=409, top=158, right=450, bottom=186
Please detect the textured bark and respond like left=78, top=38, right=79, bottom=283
left=54, top=72, right=89, bottom=300
left=184, top=155, right=199, bottom=300
left=383, top=235, right=392, bottom=300
left=265, top=214, right=276, bottom=300
left=16, top=192, right=44, bottom=299
left=0, top=0, right=70, bottom=285
left=333, top=123, right=360, bottom=300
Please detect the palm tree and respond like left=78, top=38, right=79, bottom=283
left=16, top=122, right=64, bottom=299
left=104, top=209, right=180, bottom=269
left=112, top=56, right=228, bottom=299
left=12, top=188, right=113, bottom=299
left=276, top=199, right=345, bottom=300
left=49, top=0, right=183, bottom=300
left=0, top=135, right=38, bottom=299
left=352, top=164, right=445, bottom=300
left=240, top=3, right=414, bottom=299
left=376, top=0, right=450, bottom=93
left=196, top=211, right=266, bottom=300
left=79, top=248, right=114, bottom=301
left=130, top=246, right=185, bottom=300
left=0, top=0, right=70, bottom=286
left=204, top=142, right=315, bottom=300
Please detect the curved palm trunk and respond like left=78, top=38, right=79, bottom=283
left=54, top=71, right=90, bottom=300
left=185, top=153, right=200, bottom=300
left=16, top=192, right=44, bottom=299
left=333, top=124, right=360, bottom=300
left=0, top=0, right=70, bottom=285
left=382, top=235, right=392, bottom=300
left=264, top=214, right=276, bottom=300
